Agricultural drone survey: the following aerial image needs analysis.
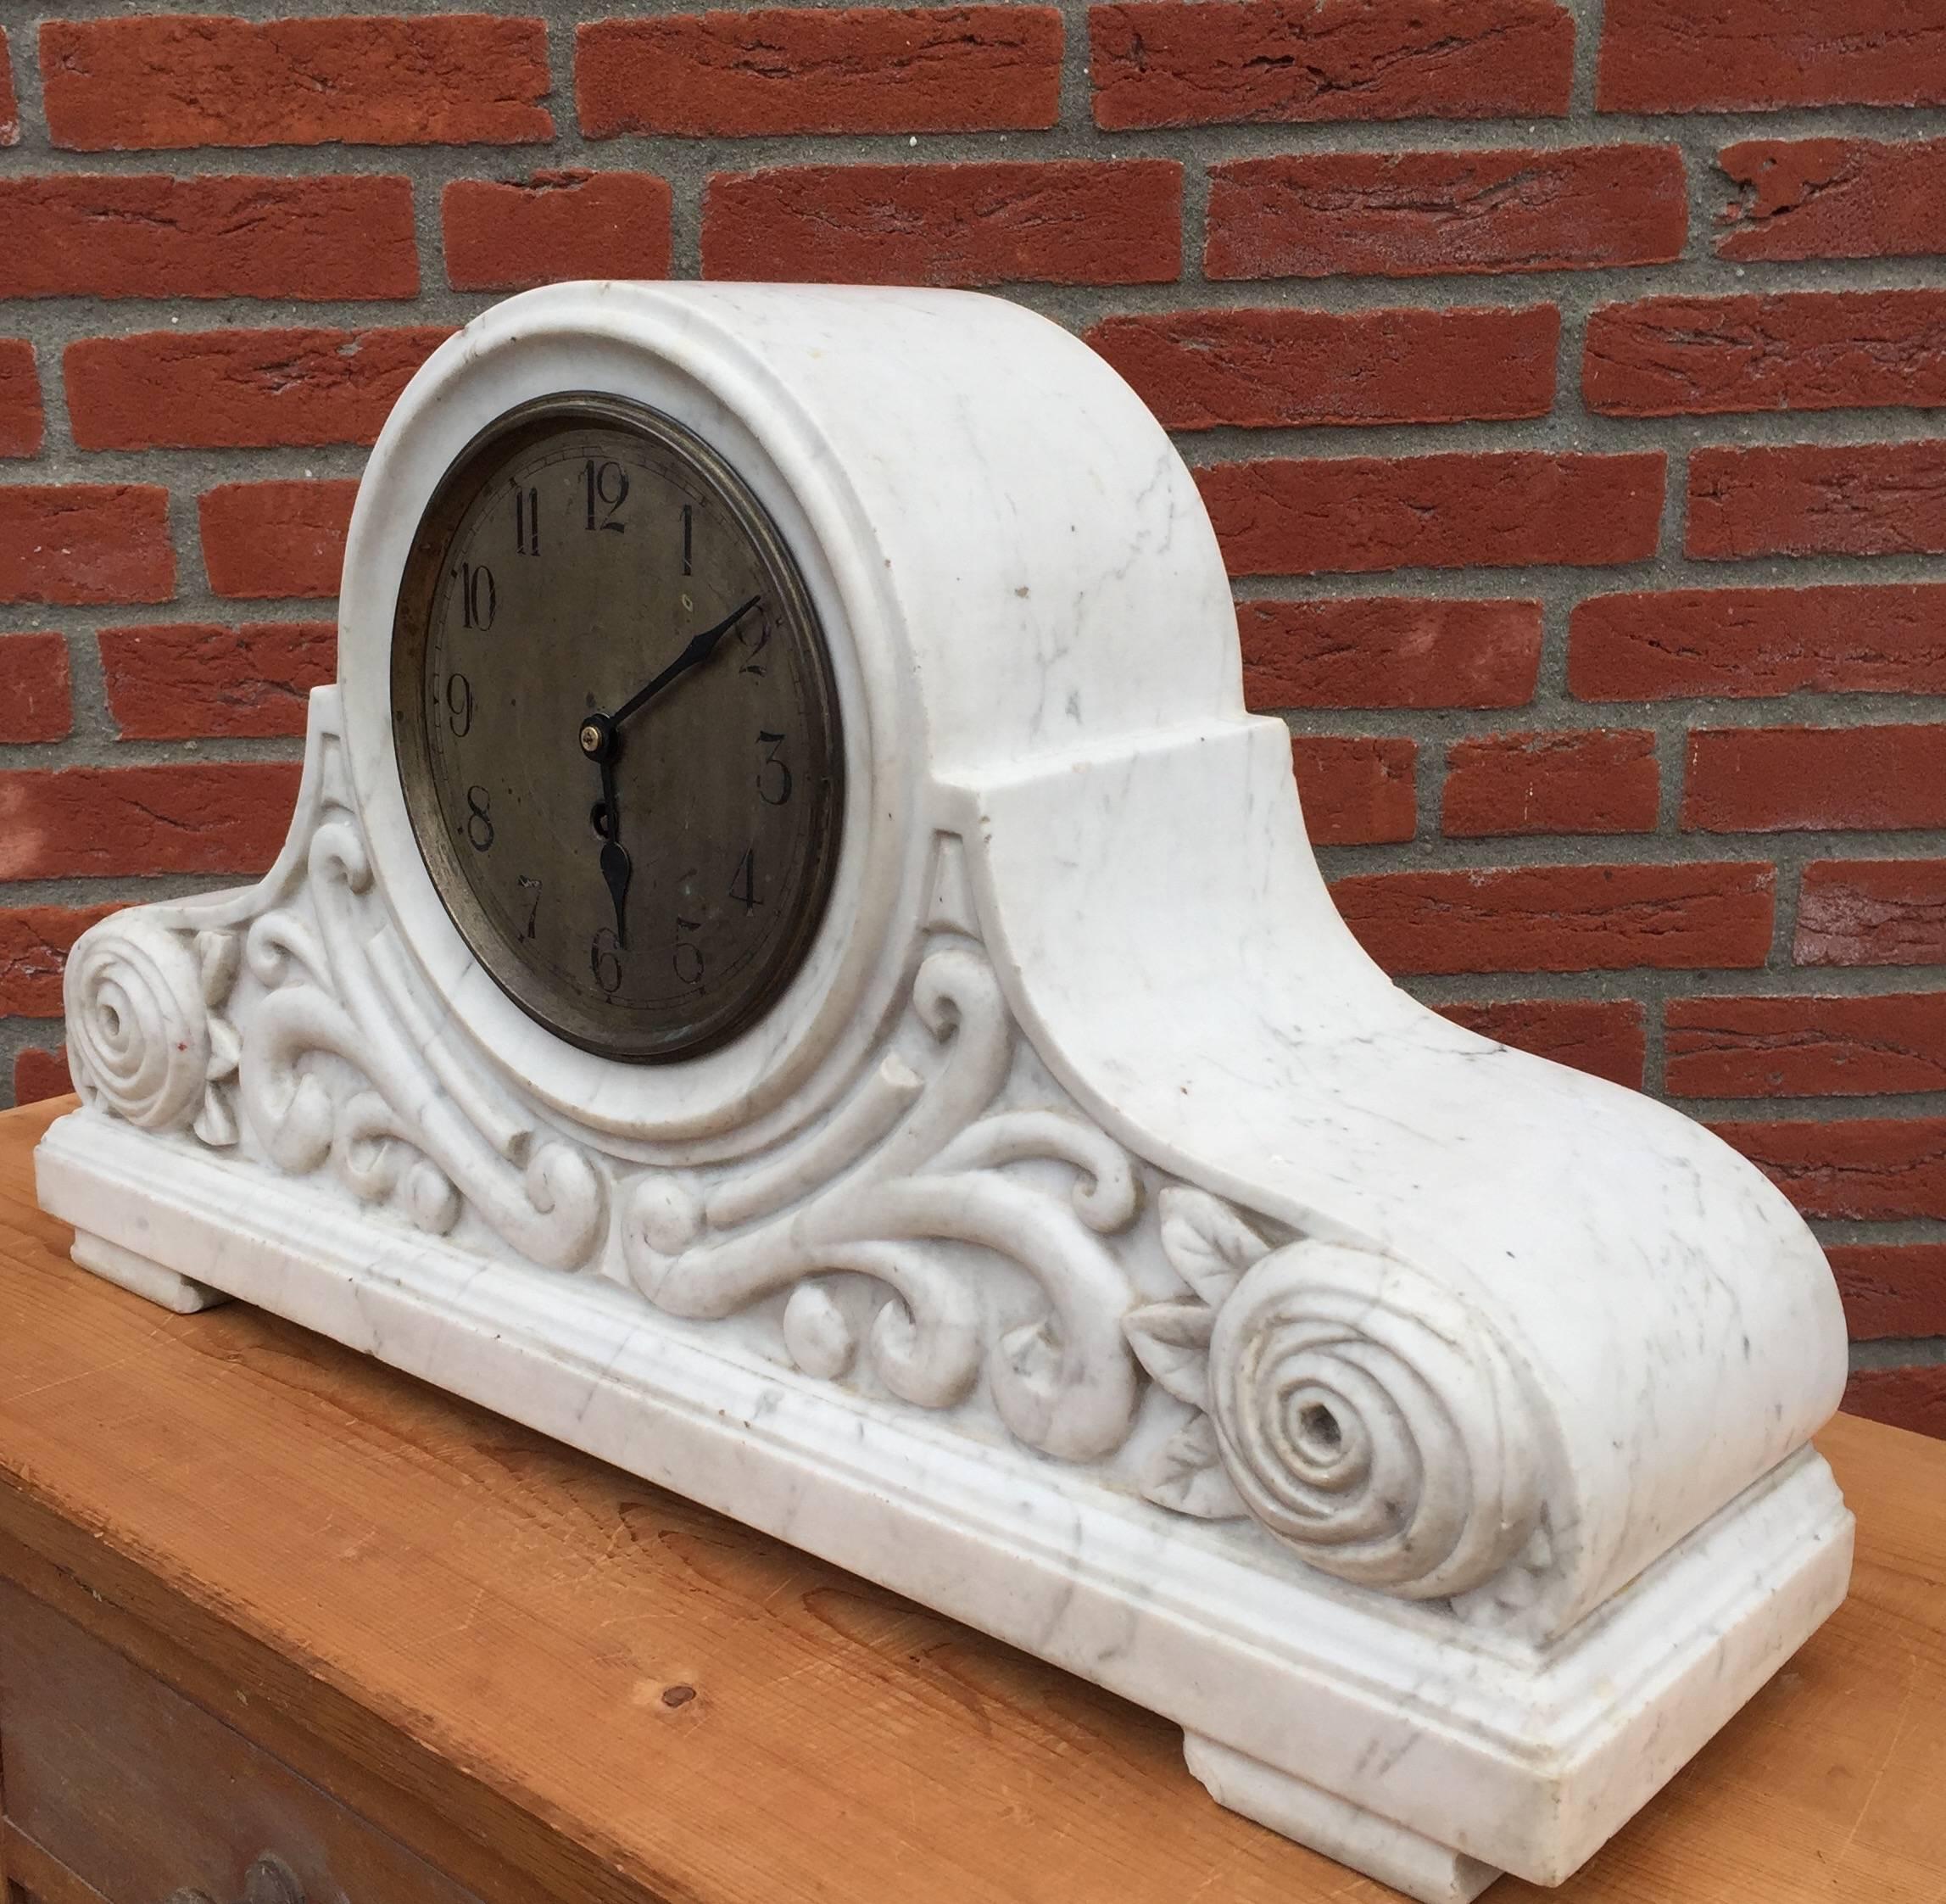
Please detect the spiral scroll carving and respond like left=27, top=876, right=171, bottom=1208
left=68, top=917, right=207, bottom=1128
left=1207, top=1242, right=1544, bottom=1600
left=66, top=913, right=241, bottom=1143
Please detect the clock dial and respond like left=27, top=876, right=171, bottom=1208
left=391, top=396, right=844, bottom=1062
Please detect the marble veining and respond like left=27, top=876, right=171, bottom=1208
left=39, top=282, right=1852, bottom=1902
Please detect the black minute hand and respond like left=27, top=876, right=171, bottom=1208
left=610, top=595, right=761, bottom=731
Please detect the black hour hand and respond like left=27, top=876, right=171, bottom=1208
left=595, top=748, right=631, bottom=946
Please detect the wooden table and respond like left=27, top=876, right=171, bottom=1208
left=0, top=1097, right=1941, bottom=1904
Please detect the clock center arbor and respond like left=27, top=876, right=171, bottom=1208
left=37, top=283, right=1850, bottom=1904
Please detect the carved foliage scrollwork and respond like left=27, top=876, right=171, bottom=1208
left=621, top=938, right=1144, bottom=1462
left=237, top=805, right=607, bottom=1270
left=1126, top=1191, right=1550, bottom=1601
left=66, top=787, right=1553, bottom=1611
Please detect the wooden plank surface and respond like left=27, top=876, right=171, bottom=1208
left=0, top=1097, right=1942, bottom=1904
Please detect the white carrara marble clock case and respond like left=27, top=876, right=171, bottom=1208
left=38, top=283, right=1851, bottom=1902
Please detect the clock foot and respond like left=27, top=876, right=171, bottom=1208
left=1183, top=1735, right=1501, bottom=1904
left=69, top=1230, right=230, bottom=1315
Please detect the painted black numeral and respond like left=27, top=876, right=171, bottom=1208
left=737, top=616, right=769, bottom=676
left=584, top=460, right=629, bottom=533
left=512, top=483, right=540, bottom=556
left=444, top=671, right=473, bottom=737
left=681, top=503, right=693, bottom=575
left=517, top=874, right=542, bottom=939
left=672, top=938, right=704, bottom=987
left=590, top=927, right=623, bottom=995
left=756, top=730, right=791, bottom=807
left=729, top=847, right=760, bottom=912
left=455, top=561, right=496, bottom=630
left=465, top=784, right=494, bottom=851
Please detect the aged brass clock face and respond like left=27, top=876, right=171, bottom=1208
left=392, top=396, right=844, bottom=1063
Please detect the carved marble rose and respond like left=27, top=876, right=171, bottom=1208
left=1126, top=1192, right=1547, bottom=1601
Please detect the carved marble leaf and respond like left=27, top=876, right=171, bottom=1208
left=1124, top=1299, right=1215, bottom=1410
left=1140, top=1415, right=1246, bottom=1522
left=1157, top=1187, right=1269, bottom=1307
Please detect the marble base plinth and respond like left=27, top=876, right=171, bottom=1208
left=38, top=1109, right=1854, bottom=1897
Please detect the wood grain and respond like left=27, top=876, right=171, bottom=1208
left=0, top=1097, right=1942, bottom=1904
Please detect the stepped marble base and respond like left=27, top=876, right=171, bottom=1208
left=38, top=1108, right=1854, bottom=1894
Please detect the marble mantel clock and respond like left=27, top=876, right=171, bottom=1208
left=38, top=284, right=1851, bottom=1903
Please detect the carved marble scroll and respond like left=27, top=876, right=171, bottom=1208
left=621, top=931, right=1146, bottom=1463
left=65, top=755, right=607, bottom=1274
left=237, top=809, right=608, bottom=1270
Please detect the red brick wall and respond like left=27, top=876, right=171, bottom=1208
left=1, top=2, right=1943, bottom=1435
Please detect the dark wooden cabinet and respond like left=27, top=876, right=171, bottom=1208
left=0, top=1582, right=478, bottom=1904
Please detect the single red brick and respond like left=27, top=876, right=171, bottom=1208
left=1206, top=148, right=1686, bottom=281
left=1686, top=726, right=1946, bottom=834
left=1196, top=452, right=1664, bottom=578
left=1711, top=1116, right=1946, bottom=1221
left=65, top=327, right=452, bottom=452
left=1586, top=291, right=1946, bottom=418
left=1240, top=599, right=1542, bottom=711
left=1443, top=730, right=1659, bottom=837
left=199, top=481, right=359, bottom=600
left=1843, top=1367, right=1946, bottom=1438
left=1598, top=0, right=1946, bottom=113
left=0, top=487, right=174, bottom=606
left=1570, top=585, right=1946, bottom=701
left=443, top=171, right=672, bottom=291
left=0, top=907, right=121, bottom=1016
left=579, top=9, right=1062, bottom=137
left=1667, top=994, right=1946, bottom=1097
left=41, top=15, right=553, bottom=151
left=0, top=763, right=301, bottom=879
left=1716, top=138, right=1946, bottom=263
left=1824, top=1245, right=1946, bottom=1338
left=0, top=175, right=417, bottom=301
left=100, top=622, right=337, bottom=740
left=1436, top=998, right=1647, bottom=1090
left=0, top=633, right=72, bottom=743
left=0, top=28, right=17, bottom=146
left=1291, top=735, right=1416, bottom=846
left=1796, top=862, right=1946, bottom=968
left=1688, top=442, right=1946, bottom=560
left=1088, top=305, right=1557, bottom=430
left=1090, top=0, right=1572, bottom=129
left=0, top=340, right=41, bottom=456
left=1330, top=863, right=1775, bottom=975
left=12, top=1047, right=72, bottom=1108
left=702, top=161, right=1183, bottom=287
